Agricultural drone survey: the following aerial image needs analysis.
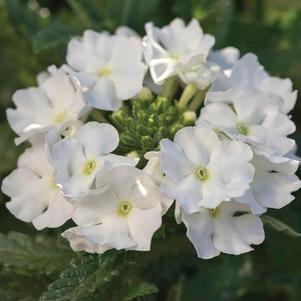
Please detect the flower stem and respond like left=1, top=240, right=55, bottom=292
left=161, top=76, right=179, bottom=99
left=188, top=89, right=207, bottom=111
left=178, top=84, right=198, bottom=107
left=90, top=109, right=109, bottom=123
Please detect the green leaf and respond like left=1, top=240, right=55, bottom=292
left=39, top=252, right=129, bottom=301
left=124, top=0, right=160, bottom=33
left=66, top=0, right=103, bottom=29
left=261, top=215, right=301, bottom=237
left=32, top=24, right=74, bottom=53
left=122, top=282, right=158, bottom=301
left=0, top=232, right=75, bottom=275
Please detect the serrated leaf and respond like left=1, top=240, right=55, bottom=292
left=32, top=24, right=74, bottom=53
left=122, top=282, right=158, bottom=301
left=0, top=232, right=75, bottom=275
left=40, top=252, right=129, bottom=301
left=261, top=215, right=301, bottom=237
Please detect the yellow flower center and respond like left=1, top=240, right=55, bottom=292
left=55, top=111, right=68, bottom=124
left=98, top=67, right=112, bottom=77
left=196, top=166, right=209, bottom=182
left=117, top=201, right=132, bottom=216
left=209, top=208, right=219, bottom=217
left=236, top=122, right=249, bottom=135
left=82, top=159, right=97, bottom=176
left=170, top=52, right=181, bottom=60
left=49, top=178, right=59, bottom=191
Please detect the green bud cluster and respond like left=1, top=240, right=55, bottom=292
left=110, top=96, right=196, bottom=156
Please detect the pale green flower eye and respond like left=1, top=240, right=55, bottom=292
left=117, top=201, right=132, bottom=216
left=98, top=67, right=112, bottom=77
left=82, top=159, right=97, bottom=176
left=208, top=208, right=219, bottom=217
left=236, top=122, right=249, bottom=135
left=55, top=111, right=68, bottom=124
left=196, top=166, right=209, bottom=182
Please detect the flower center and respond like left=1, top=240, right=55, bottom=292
left=236, top=122, right=249, bottom=135
left=209, top=208, right=219, bottom=217
left=117, top=201, right=132, bottom=216
left=98, top=67, right=112, bottom=77
left=170, top=52, right=181, bottom=60
left=49, top=178, right=59, bottom=191
left=55, top=111, right=68, bottom=124
left=196, top=166, right=209, bottom=182
left=82, top=159, right=97, bottom=176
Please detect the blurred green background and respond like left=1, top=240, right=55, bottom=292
left=0, top=0, right=301, bottom=300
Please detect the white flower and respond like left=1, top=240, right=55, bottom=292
left=143, top=18, right=215, bottom=84
left=66, top=30, right=146, bottom=111
left=143, top=151, right=174, bottom=214
left=181, top=201, right=265, bottom=259
left=45, top=120, right=83, bottom=164
left=160, top=125, right=254, bottom=213
left=176, top=54, right=220, bottom=90
left=200, top=88, right=296, bottom=162
left=238, top=154, right=301, bottom=214
left=1, top=144, right=73, bottom=230
left=63, top=165, right=164, bottom=253
left=7, top=66, right=86, bottom=144
left=51, top=122, right=137, bottom=198
left=143, top=151, right=163, bottom=185
left=115, top=26, right=141, bottom=40
left=208, top=47, right=240, bottom=74
left=208, top=53, right=297, bottom=114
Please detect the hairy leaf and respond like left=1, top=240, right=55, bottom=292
left=40, top=252, right=128, bottom=301
left=0, top=232, right=75, bottom=275
left=33, top=24, right=74, bottom=53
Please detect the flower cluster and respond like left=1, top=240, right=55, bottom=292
left=2, top=18, right=300, bottom=259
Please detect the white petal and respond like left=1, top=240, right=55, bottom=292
left=230, top=53, right=268, bottom=89
left=201, top=103, right=238, bottom=133
left=3, top=169, right=50, bottom=222
left=85, top=77, right=122, bottom=111
left=72, top=187, right=118, bottom=226
left=213, top=201, right=264, bottom=255
left=182, top=210, right=220, bottom=259
left=93, top=215, right=136, bottom=250
left=160, top=138, right=195, bottom=181
left=62, top=226, right=111, bottom=254
left=33, top=191, right=73, bottom=230
left=173, top=126, right=220, bottom=166
left=75, top=122, right=119, bottom=157
left=128, top=204, right=162, bottom=251
left=161, top=175, right=201, bottom=214
left=67, top=30, right=112, bottom=72
left=208, top=140, right=254, bottom=199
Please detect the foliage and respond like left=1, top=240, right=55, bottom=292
left=1, top=0, right=301, bottom=300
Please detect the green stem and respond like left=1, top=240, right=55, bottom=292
left=90, top=109, right=109, bottom=123
left=160, top=76, right=179, bottom=99
left=188, top=89, right=207, bottom=111
left=178, top=84, right=198, bottom=107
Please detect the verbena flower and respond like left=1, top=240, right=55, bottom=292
left=51, top=122, right=137, bottom=198
left=143, top=18, right=215, bottom=84
left=238, top=154, right=301, bottom=214
left=66, top=30, right=146, bottom=111
left=209, top=53, right=297, bottom=114
left=63, top=165, right=165, bottom=253
left=160, top=125, right=254, bottom=213
left=7, top=66, right=86, bottom=144
left=181, top=201, right=265, bottom=259
left=200, top=88, right=296, bottom=162
left=1, top=144, right=73, bottom=230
